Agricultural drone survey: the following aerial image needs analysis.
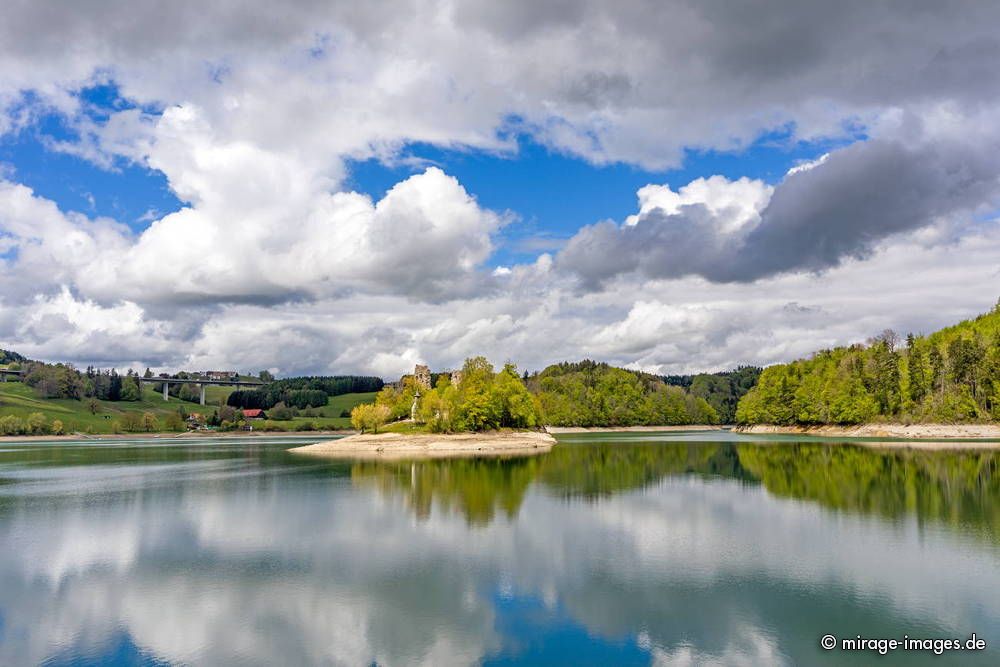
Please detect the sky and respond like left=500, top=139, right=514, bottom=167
left=0, top=0, right=998, bottom=379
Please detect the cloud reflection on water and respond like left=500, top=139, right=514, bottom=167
left=0, top=439, right=997, bottom=665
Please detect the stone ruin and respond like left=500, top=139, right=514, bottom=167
left=414, top=364, right=432, bottom=389
left=402, top=364, right=463, bottom=391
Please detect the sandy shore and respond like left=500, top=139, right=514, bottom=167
left=291, top=430, right=556, bottom=460
left=739, top=423, right=1000, bottom=441
left=545, top=425, right=722, bottom=434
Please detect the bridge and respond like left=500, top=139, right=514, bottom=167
left=1, top=368, right=268, bottom=405
left=140, top=377, right=269, bottom=405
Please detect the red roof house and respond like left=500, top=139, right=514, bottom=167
left=242, top=409, right=265, bottom=419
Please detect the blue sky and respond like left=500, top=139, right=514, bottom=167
left=348, top=132, right=856, bottom=266
left=2, top=84, right=852, bottom=268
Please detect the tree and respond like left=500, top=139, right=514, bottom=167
left=120, top=376, right=141, bottom=401
left=26, top=412, right=49, bottom=435
left=270, top=402, right=294, bottom=420
left=259, top=369, right=275, bottom=382
left=87, top=398, right=100, bottom=414
left=489, top=364, right=539, bottom=428
left=164, top=412, right=185, bottom=431
left=351, top=403, right=390, bottom=433
left=141, top=412, right=159, bottom=432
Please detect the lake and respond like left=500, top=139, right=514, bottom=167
left=0, top=431, right=997, bottom=666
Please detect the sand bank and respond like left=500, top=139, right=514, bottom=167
left=291, top=430, right=556, bottom=460
left=738, top=423, right=1000, bottom=442
left=545, top=425, right=721, bottom=434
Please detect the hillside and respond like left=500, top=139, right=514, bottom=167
left=0, top=381, right=377, bottom=435
left=736, top=303, right=1000, bottom=426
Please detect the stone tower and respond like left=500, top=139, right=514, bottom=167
left=414, top=364, right=431, bottom=389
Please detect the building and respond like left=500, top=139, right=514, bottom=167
left=414, top=364, right=432, bottom=389
left=205, top=371, right=237, bottom=381
left=242, top=408, right=266, bottom=419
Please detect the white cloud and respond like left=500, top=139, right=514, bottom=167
left=0, top=2, right=998, bottom=375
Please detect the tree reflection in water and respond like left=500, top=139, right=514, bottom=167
left=351, top=438, right=1000, bottom=541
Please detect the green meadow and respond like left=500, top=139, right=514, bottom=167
left=0, top=381, right=375, bottom=434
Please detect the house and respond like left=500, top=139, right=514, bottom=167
left=205, top=370, right=237, bottom=381
left=242, top=408, right=266, bottom=419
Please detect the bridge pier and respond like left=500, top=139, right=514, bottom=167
left=163, top=383, right=169, bottom=401
left=199, top=384, right=206, bottom=406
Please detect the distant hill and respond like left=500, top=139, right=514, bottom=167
left=0, top=349, right=25, bottom=365
left=528, top=360, right=719, bottom=426
left=663, top=366, right=762, bottom=423
left=737, top=302, right=1000, bottom=425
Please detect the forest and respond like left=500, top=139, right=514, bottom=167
left=663, top=366, right=762, bottom=423
left=226, top=375, right=384, bottom=409
left=736, top=302, right=1000, bottom=425
left=0, top=349, right=25, bottom=365
left=529, top=360, right=718, bottom=426
left=358, top=357, right=721, bottom=433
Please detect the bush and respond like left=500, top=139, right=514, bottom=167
left=26, top=412, right=50, bottom=435
left=164, top=413, right=185, bottom=431
left=0, top=415, right=26, bottom=435
left=51, top=419, right=65, bottom=435
left=120, top=412, right=143, bottom=432
left=294, top=421, right=317, bottom=431
left=339, top=409, right=351, bottom=418
left=269, top=402, right=294, bottom=421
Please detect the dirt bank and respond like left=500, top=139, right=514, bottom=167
left=290, top=430, right=556, bottom=460
left=545, top=425, right=722, bottom=434
left=738, top=423, right=1000, bottom=442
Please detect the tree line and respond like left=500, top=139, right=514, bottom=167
left=0, top=349, right=25, bottom=365
left=20, top=363, right=145, bottom=402
left=529, top=360, right=719, bottom=426
left=352, top=357, right=722, bottom=433
left=736, top=302, right=1000, bottom=425
left=357, top=357, right=539, bottom=433
left=662, top=365, right=762, bottom=423
left=226, top=375, right=384, bottom=410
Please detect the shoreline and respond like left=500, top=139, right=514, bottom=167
left=0, top=429, right=356, bottom=443
left=545, top=425, right=722, bottom=434
left=291, top=430, right=556, bottom=460
left=738, top=423, right=1000, bottom=441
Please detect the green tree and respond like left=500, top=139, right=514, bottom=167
left=120, top=376, right=141, bottom=401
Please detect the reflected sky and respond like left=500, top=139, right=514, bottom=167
left=0, top=434, right=998, bottom=666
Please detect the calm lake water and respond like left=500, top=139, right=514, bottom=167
left=0, top=431, right=998, bottom=666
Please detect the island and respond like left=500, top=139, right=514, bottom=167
left=291, top=430, right=556, bottom=460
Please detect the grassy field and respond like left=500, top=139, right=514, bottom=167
left=257, top=392, right=377, bottom=430
left=0, top=381, right=376, bottom=434
left=0, top=382, right=206, bottom=434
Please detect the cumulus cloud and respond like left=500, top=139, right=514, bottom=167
left=1, top=1, right=999, bottom=374
left=559, top=117, right=1000, bottom=286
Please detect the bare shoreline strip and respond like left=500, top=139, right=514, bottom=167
left=545, top=425, right=721, bottom=434
left=739, top=423, right=1000, bottom=442
left=290, top=430, right=556, bottom=460
left=0, top=430, right=355, bottom=443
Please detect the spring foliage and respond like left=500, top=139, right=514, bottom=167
left=737, top=303, right=1000, bottom=425
left=365, top=357, right=718, bottom=432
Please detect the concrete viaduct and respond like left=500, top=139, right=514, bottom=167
left=1, top=369, right=267, bottom=406
left=141, top=377, right=269, bottom=405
